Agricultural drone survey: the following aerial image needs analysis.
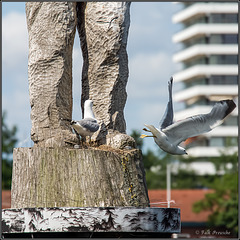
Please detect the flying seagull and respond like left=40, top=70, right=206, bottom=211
left=62, top=99, right=99, bottom=140
left=140, top=77, right=236, bottom=155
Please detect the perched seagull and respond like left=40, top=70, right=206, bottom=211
left=71, top=100, right=99, bottom=138
left=62, top=99, right=99, bottom=139
left=140, top=77, right=236, bottom=155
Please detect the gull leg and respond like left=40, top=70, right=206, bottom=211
left=88, top=137, right=97, bottom=147
left=140, top=134, right=155, bottom=139
left=89, top=137, right=93, bottom=147
left=85, top=136, right=91, bottom=147
left=142, top=128, right=151, bottom=132
left=73, top=128, right=81, bottom=147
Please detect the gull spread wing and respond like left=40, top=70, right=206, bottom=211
left=159, top=77, right=174, bottom=130
left=78, top=118, right=99, bottom=132
left=163, top=100, right=236, bottom=145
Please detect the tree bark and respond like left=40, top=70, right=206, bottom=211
left=11, top=147, right=149, bottom=208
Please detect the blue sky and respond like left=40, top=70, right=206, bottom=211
left=2, top=2, right=182, bottom=152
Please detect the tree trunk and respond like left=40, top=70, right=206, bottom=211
left=11, top=147, right=149, bottom=208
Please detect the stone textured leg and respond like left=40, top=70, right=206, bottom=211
left=26, top=2, right=78, bottom=147
left=77, top=2, right=135, bottom=148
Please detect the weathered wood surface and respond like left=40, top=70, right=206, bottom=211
left=26, top=2, right=133, bottom=148
left=26, top=2, right=79, bottom=147
left=2, top=207, right=181, bottom=234
left=77, top=2, right=132, bottom=145
left=11, top=147, right=149, bottom=208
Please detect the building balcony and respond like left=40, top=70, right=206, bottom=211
left=173, top=84, right=238, bottom=102
left=171, top=161, right=230, bottom=175
left=186, top=146, right=238, bottom=157
left=204, top=126, right=238, bottom=138
left=174, top=106, right=238, bottom=121
left=173, top=24, right=238, bottom=43
left=173, top=65, right=238, bottom=82
left=172, top=3, right=238, bottom=24
left=173, top=44, right=238, bottom=63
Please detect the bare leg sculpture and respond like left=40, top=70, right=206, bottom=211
left=26, top=2, right=78, bottom=147
left=77, top=2, right=135, bottom=148
left=26, top=2, right=135, bottom=149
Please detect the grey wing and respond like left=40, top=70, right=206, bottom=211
left=78, top=118, right=99, bottom=132
left=163, top=99, right=236, bottom=145
left=159, top=77, right=174, bottom=130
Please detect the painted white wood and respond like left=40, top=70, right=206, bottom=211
left=2, top=207, right=181, bottom=234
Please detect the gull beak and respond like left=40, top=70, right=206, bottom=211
left=70, top=120, right=76, bottom=125
left=140, top=134, right=148, bottom=139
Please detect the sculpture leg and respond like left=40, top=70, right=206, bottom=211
left=26, top=2, right=78, bottom=147
left=77, top=2, right=135, bottom=149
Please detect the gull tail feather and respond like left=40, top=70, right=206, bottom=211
left=224, top=99, right=236, bottom=118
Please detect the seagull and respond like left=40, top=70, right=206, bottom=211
left=140, top=77, right=236, bottom=155
left=62, top=99, right=99, bottom=140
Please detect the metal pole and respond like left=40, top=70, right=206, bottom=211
left=167, top=163, right=171, bottom=208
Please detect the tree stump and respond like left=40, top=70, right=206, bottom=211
left=11, top=147, right=149, bottom=208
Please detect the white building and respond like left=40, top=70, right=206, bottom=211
left=172, top=2, right=238, bottom=157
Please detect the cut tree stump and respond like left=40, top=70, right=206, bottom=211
left=11, top=147, right=149, bottom=208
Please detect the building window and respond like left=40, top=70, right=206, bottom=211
left=183, top=34, right=238, bottom=48
left=184, top=76, right=238, bottom=88
left=209, top=14, right=238, bottom=24
left=222, top=116, right=238, bottom=126
left=222, top=34, right=238, bottom=44
left=209, top=55, right=238, bottom=65
left=209, top=137, right=224, bottom=147
left=208, top=34, right=238, bottom=44
left=184, top=78, right=207, bottom=88
left=185, top=97, right=212, bottom=108
left=209, top=75, right=238, bottom=85
left=225, top=137, right=238, bottom=147
left=208, top=137, right=238, bottom=147
left=184, top=55, right=237, bottom=68
left=183, top=13, right=238, bottom=28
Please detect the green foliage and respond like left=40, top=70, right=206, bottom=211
left=143, top=149, right=169, bottom=189
left=130, top=129, right=144, bottom=151
left=2, top=111, right=18, bottom=155
left=2, top=111, right=18, bottom=189
left=193, top=154, right=238, bottom=235
left=2, top=159, right=13, bottom=190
